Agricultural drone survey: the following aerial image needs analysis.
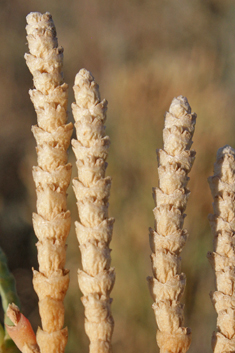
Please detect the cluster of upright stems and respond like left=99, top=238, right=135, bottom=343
left=72, top=69, right=115, bottom=353
left=148, top=96, right=197, bottom=353
left=20, top=10, right=235, bottom=353
left=24, top=11, right=115, bottom=353
left=25, top=12, right=73, bottom=353
left=208, top=145, right=235, bottom=353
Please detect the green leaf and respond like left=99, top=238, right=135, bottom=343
left=0, top=248, right=21, bottom=352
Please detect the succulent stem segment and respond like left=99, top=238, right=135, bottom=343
left=208, top=145, right=235, bottom=353
left=6, top=304, right=39, bottom=353
left=148, top=96, right=196, bottom=353
left=72, top=69, right=115, bottom=353
left=25, top=12, right=73, bottom=353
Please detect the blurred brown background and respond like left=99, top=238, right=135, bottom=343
left=1, top=0, right=235, bottom=352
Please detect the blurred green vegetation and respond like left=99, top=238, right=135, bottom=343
left=0, top=247, right=20, bottom=353
left=1, top=0, right=235, bottom=352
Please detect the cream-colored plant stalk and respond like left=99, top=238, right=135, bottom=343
left=25, top=12, right=73, bottom=353
left=72, top=69, right=115, bottom=353
left=208, top=145, right=235, bottom=353
left=148, top=96, right=197, bottom=353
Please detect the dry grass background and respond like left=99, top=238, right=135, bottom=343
left=1, top=0, right=235, bottom=352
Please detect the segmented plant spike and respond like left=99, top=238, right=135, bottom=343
left=148, top=96, right=197, bottom=353
left=72, top=68, right=115, bottom=353
left=208, top=145, right=235, bottom=353
left=25, top=12, right=73, bottom=353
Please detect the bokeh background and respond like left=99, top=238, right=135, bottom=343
left=1, top=0, right=235, bottom=352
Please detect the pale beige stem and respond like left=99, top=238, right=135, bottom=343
left=25, top=12, right=73, bottom=353
left=148, top=96, right=197, bottom=353
left=208, top=145, right=235, bottom=353
left=72, top=68, right=115, bottom=353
